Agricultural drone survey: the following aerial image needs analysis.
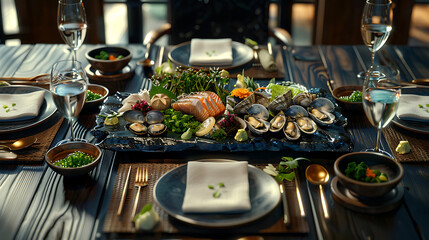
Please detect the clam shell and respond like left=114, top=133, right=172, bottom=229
left=308, top=107, right=335, bottom=126
left=269, top=111, right=286, bottom=133
left=309, top=97, right=335, bottom=113
left=148, top=123, right=167, bottom=136
left=123, top=110, right=145, bottom=123
left=247, top=104, right=269, bottom=121
left=285, top=105, right=308, bottom=118
left=245, top=115, right=270, bottom=135
left=126, top=123, right=148, bottom=135
left=145, top=110, right=165, bottom=124
left=293, top=92, right=316, bottom=107
left=296, top=116, right=317, bottom=134
left=283, top=121, right=301, bottom=140
left=233, top=92, right=270, bottom=115
left=268, top=90, right=292, bottom=114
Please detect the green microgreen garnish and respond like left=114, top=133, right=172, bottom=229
left=339, top=90, right=362, bottom=103
left=213, top=190, right=221, bottom=198
left=53, top=151, right=95, bottom=168
left=163, top=108, right=200, bottom=134
left=205, top=50, right=216, bottom=57
left=86, top=90, right=102, bottom=101
left=208, top=182, right=226, bottom=198
left=3, top=103, right=16, bottom=113
left=418, top=104, right=429, bottom=113
left=264, top=156, right=310, bottom=182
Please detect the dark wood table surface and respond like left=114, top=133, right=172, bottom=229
left=0, top=43, right=428, bottom=240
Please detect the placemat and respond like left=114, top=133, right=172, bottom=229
left=0, top=117, right=64, bottom=164
left=383, top=126, right=429, bottom=162
left=103, top=163, right=309, bottom=237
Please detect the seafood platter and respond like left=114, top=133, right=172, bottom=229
left=91, top=67, right=352, bottom=152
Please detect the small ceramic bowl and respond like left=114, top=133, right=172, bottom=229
left=334, top=152, right=403, bottom=198
left=332, top=85, right=363, bottom=111
left=45, top=142, right=102, bottom=176
left=84, top=84, right=109, bottom=110
left=85, top=46, right=132, bottom=73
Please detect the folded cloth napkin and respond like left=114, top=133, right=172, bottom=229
left=397, top=93, right=429, bottom=122
left=189, top=38, right=233, bottom=66
left=182, top=161, right=251, bottom=213
left=258, top=49, right=278, bottom=72
left=0, top=90, right=45, bottom=122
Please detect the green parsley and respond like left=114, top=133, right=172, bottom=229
left=86, top=90, right=103, bottom=101
left=264, top=156, right=310, bottom=182
left=3, top=103, right=16, bottom=113
left=418, top=104, right=429, bottom=113
left=339, top=90, right=362, bottom=103
left=208, top=182, right=226, bottom=198
left=53, top=151, right=95, bottom=168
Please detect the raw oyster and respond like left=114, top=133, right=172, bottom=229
left=308, top=97, right=336, bottom=126
left=269, top=111, right=286, bottom=133
left=127, top=123, right=148, bottom=135
left=296, top=117, right=317, bottom=134
left=148, top=123, right=167, bottom=136
left=123, top=110, right=145, bottom=124
left=145, top=110, right=165, bottom=124
left=268, top=90, right=292, bottom=114
left=283, top=120, right=301, bottom=140
left=293, top=92, right=316, bottom=107
left=247, top=104, right=269, bottom=121
left=245, top=115, right=270, bottom=135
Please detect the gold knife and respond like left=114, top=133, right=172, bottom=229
left=117, top=166, right=132, bottom=216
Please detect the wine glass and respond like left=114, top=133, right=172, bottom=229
left=357, top=0, right=392, bottom=79
left=50, top=60, right=88, bottom=145
left=362, top=65, right=401, bottom=157
left=57, top=0, right=87, bottom=63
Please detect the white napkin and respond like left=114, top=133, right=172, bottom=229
left=397, top=94, right=429, bottom=122
left=182, top=161, right=251, bottom=213
left=0, top=91, right=45, bottom=122
left=189, top=38, right=233, bottom=66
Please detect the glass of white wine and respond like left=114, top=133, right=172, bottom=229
left=362, top=65, right=401, bottom=156
left=357, top=0, right=392, bottom=79
left=50, top=60, right=88, bottom=145
left=57, top=0, right=87, bottom=63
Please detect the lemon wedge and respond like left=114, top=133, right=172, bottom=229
left=195, top=117, right=216, bottom=137
left=104, top=116, right=119, bottom=125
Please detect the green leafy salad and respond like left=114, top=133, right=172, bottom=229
left=339, top=90, right=362, bottom=103
left=344, top=161, right=388, bottom=183
left=54, top=151, right=95, bottom=168
left=86, top=90, right=102, bottom=101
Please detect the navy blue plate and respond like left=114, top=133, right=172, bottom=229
left=393, top=87, right=429, bottom=134
left=153, top=160, right=280, bottom=228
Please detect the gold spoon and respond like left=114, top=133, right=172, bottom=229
left=0, top=73, right=50, bottom=86
left=305, top=164, right=330, bottom=218
left=0, top=136, right=38, bottom=160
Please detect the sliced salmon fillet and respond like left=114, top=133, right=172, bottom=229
left=172, top=91, right=225, bottom=122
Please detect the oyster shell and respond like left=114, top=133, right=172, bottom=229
left=283, top=121, right=301, bottom=140
left=127, top=123, right=148, bottom=135
left=148, top=123, right=167, bottom=136
left=308, top=107, right=335, bottom=126
left=245, top=115, right=270, bottom=135
left=233, top=92, right=269, bottom=114
left=296, top=117, right=317, bottom=134
left=269, top=111, right=286, bottom=133
left=123, top=110, right=145, bottom=124
left=268, top=90, right=292, bottom=114
left=145, top=110, right=165, bottom=124
left=309, top=97, right=335, bottom=113
left=285, top=105, right=308, bottom=119
left=293, top=92, right=316, bottom=107
left=247, top=104, right=269, bottom=121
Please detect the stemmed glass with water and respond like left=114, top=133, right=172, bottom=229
left=50, top=60, right=88, bottom=145
left=57, top=0, right=87, bottom=63
left=358, top=0, right=392, bottom=79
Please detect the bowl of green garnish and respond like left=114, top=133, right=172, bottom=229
left=85, top=46, right=132, bottom=73
left=83, top=84, right=109, bottom=111
left=332, top=85, right=363, bottom=111
left=334, top=152, right=403, bottom=198
left=45, top=142, right=102, bottom=176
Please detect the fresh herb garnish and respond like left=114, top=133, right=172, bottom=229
left=205, top=50, right=216, bottom=57
left=163, top=108, right=200, bottom=134
left=345, top=161, right=388, bottom=183
left=86, top=90, right=102, bottom=101
left=418, top=103, right=429, bottom=113
left=133, top=203, right=153, bottom=222
left=264, top=156, right=310, bottom=182
left=208, top=182, right=226, bottom=198
left=339, top=90, right=363, bottom=103
left=3, top=103, right=16, bottom=113
left=212, top=129, right=227, bottom=142
left=53, top=151, right=95, bottom=168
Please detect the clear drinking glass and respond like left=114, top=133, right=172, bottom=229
left=357, top=0, right=392, bottom=79
left=362, top=65, right=401, bottom=156
left=57, top=0, right=87, bottom=63
left=50, top=60, right=88, bottom=145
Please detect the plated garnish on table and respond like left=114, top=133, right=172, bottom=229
left=91, top=66, right=352, bottom=152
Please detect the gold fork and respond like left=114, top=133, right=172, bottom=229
left=131, top=167, right=149, bottom=215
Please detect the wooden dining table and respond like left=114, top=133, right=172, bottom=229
left=0, top=43, right=428, bottom=240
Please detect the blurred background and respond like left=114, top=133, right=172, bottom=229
left=1, top=0, right=427, bottom=46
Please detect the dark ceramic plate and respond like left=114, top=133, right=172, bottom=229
left=168, top=41, right=253, bottom=70
left=153, top=160, right=280, bottom=227
left=0, top=86, right=56, bottom=133
left=392, top=87, right=429, bottom=134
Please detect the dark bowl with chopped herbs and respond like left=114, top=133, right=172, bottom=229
left=45, top=142, right=102, bottom=177
left=334, top=152, right=403, bottom=198
left=85, top=46, right=132, bottom=73
left=83, top=84, right=109, bottom=111
left=332, top=85, right=363, bottom=111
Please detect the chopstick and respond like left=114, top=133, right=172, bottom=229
left=117, top=166, right=132, bottom=216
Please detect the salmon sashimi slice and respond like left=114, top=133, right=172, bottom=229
left=172, top=91, right=225, bottom=122
left=187, top=95, right=217, bottom=116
